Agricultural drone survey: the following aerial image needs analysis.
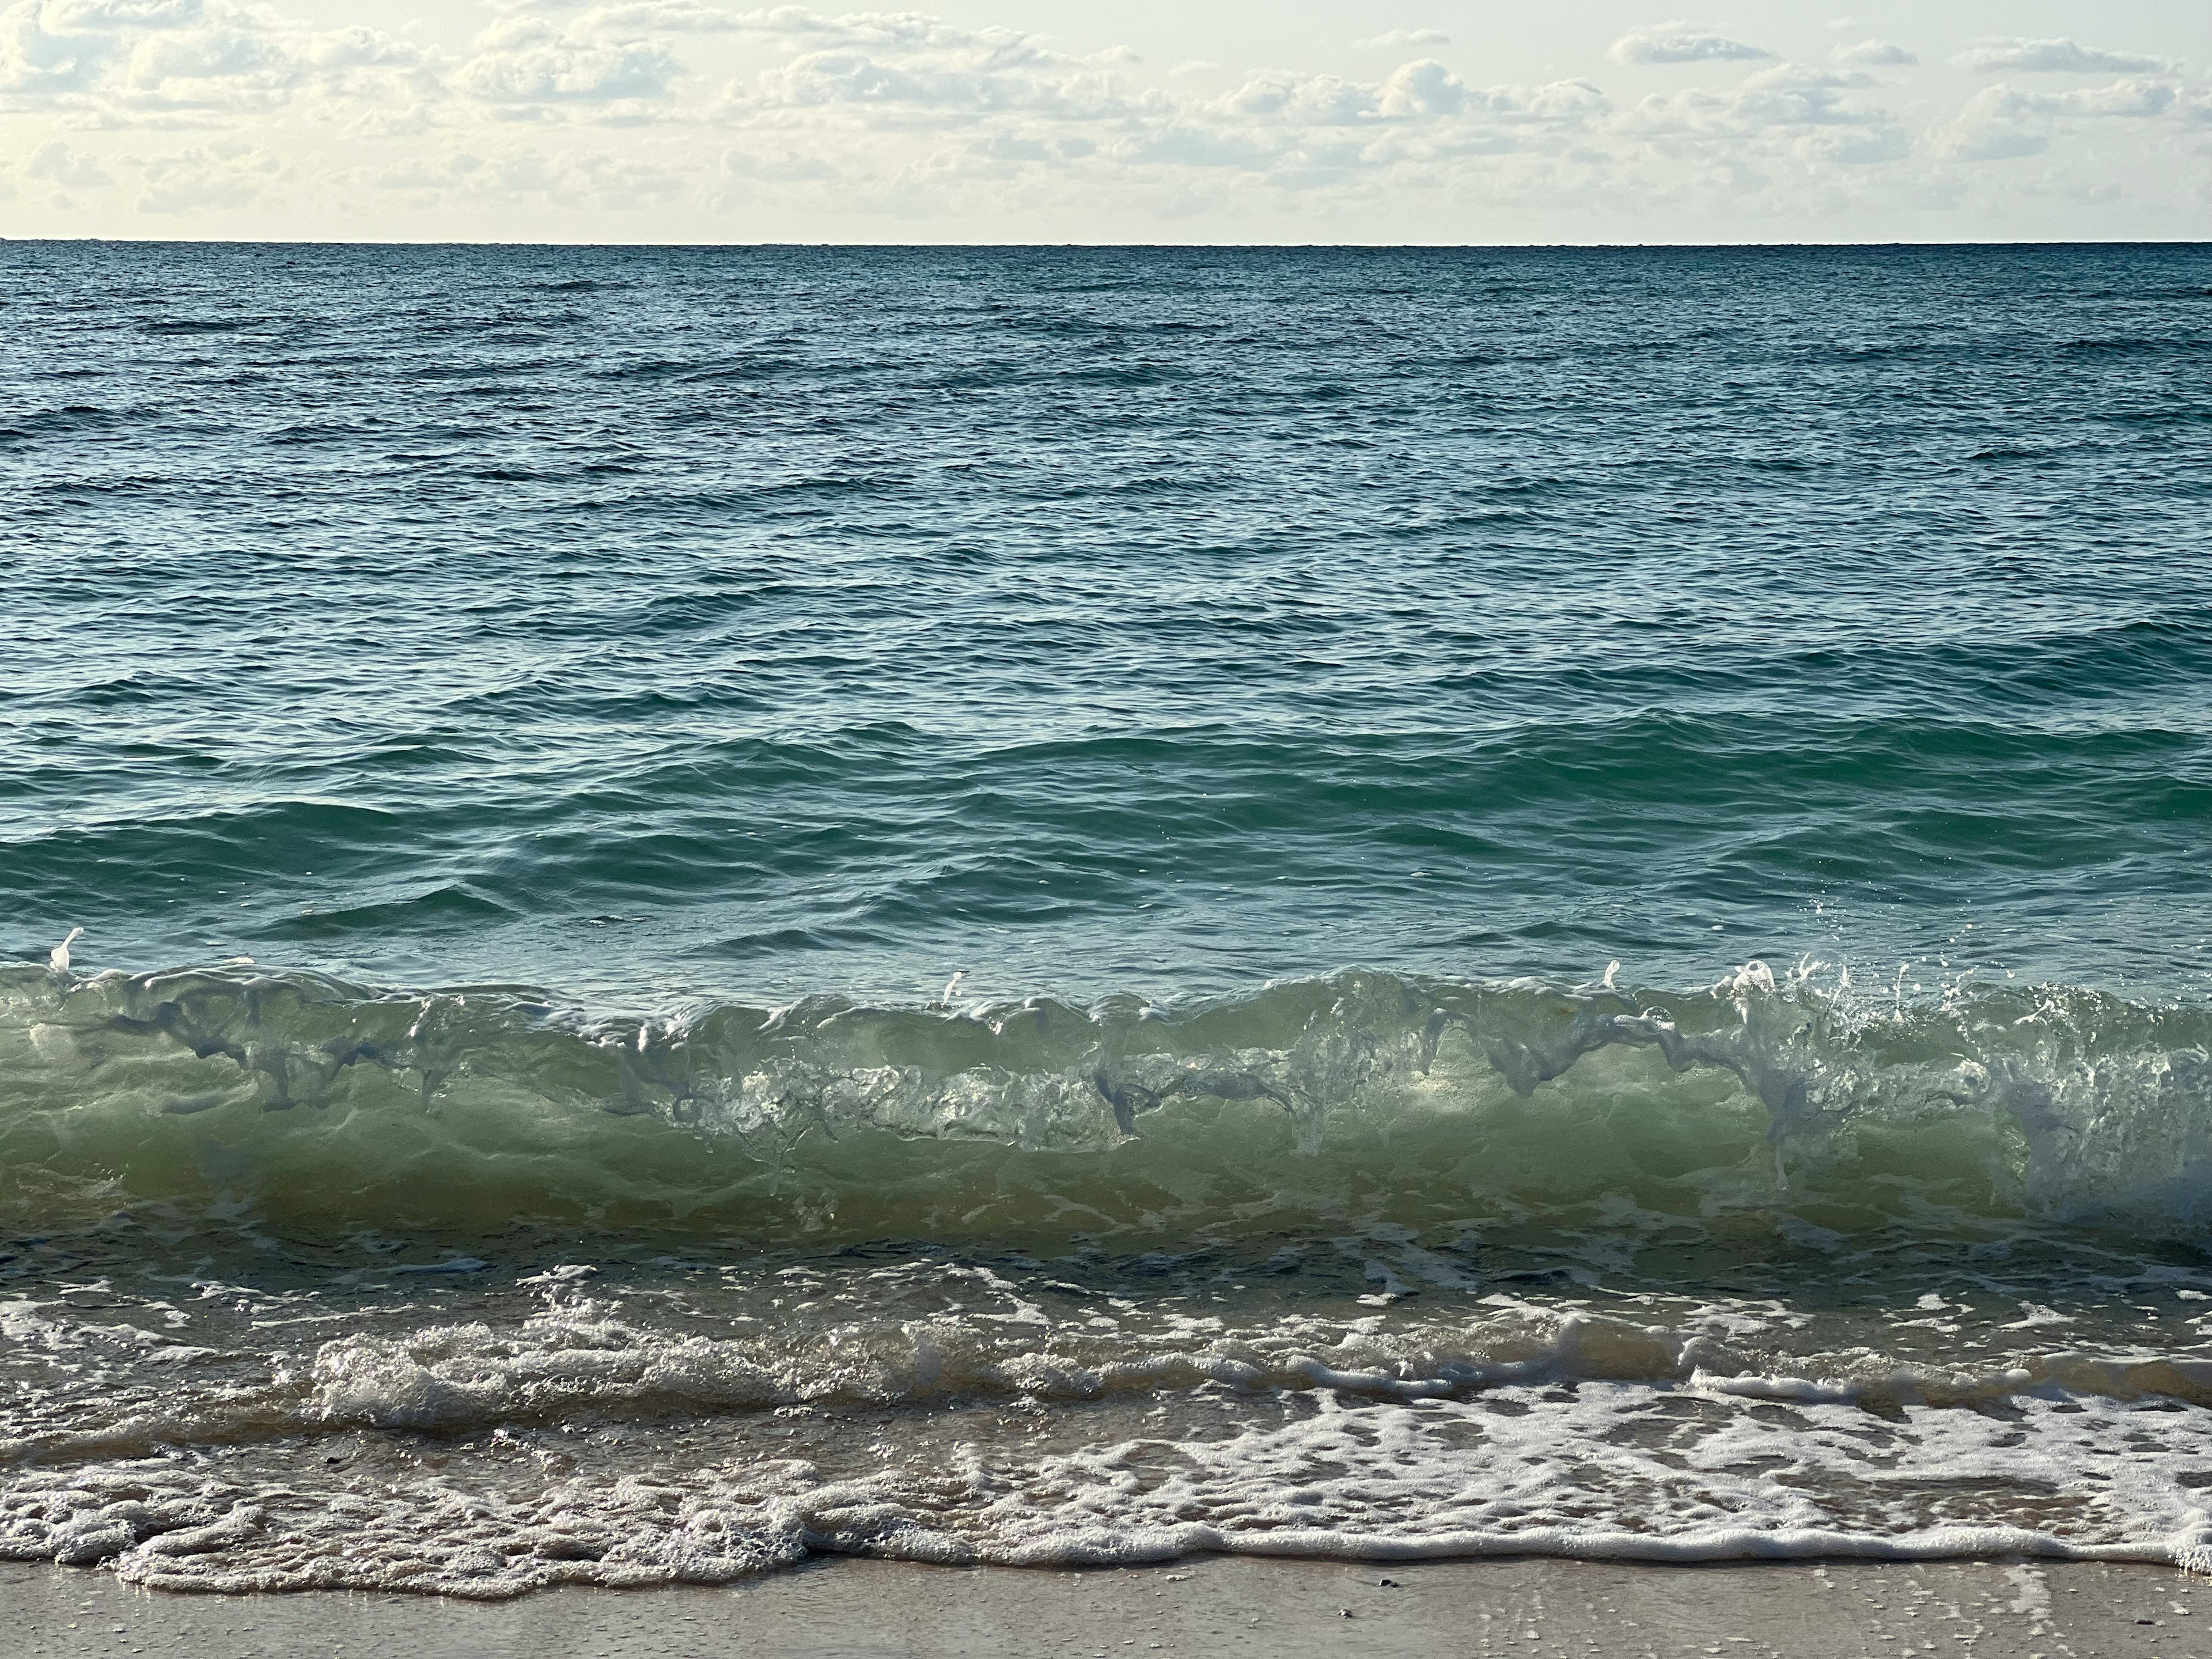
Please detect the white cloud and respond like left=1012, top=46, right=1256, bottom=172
left=1215, top=69, right=1377, bottom=124
left=1356, top=29, right=1450, bottom=51
left=2052, top=78, right=2177, bottom=118
left=1378, top=59, right=1461, bottom=116
left=2, top=0, right=425, bottom=119
left=1611, top=24, right=1775, bottom=67
left=1831, top=39, right=1913, bottom=69
left=1953, top=39, right=2167, bottom=75
left=722, top=7, right=1017, bottom=51
left=567, top=1, right=754, bottom=32
left=0, top=0, right=2199, bottom=237
left=24, top=136, right=111, bottom=182
left=750, top=45, right=1127, bottom=118
left=720, top=143, right=835, bottom=180
left=1940, top=127, right=2046, bottom=161
left=457, top=17, right=679, bottom=105
left=1934, top=75, right=2183, bottom=166
left=135, top=137, right=278, bottom=207
left=1626, top=61, right=1904, bottom=166
left=46, top=0, right=206, bottom=28
left=0, top=0, right=115, bottom=97
left=371, top=146, right=692, bottom=206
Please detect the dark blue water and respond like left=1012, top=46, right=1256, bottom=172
left=9, top=243, right=2212, bottom=1597
left=7, top=242, right=2210, bottom=1007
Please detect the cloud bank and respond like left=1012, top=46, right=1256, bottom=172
left=0, top=3, right=2203, bottom=239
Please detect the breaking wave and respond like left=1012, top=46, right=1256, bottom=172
left=7, top=958, right=2210, bottom=1241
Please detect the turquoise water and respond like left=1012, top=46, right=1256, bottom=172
left=6, top=243, right=2212, bottom=1594
left=7, top=243, right=2210, bottom=1005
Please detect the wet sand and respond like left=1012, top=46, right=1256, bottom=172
left=1, top=1555, right=2200, bottom=1657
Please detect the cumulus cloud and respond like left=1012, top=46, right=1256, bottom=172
left=0, top=0, right=2200, bottom=234
left=1215, top=69, right=1378, bottom=124
left=1355, top=29, right=1449, bottom=51
left=135, top=138, right=278, bottom=208
left=1935, top=75, right=2183, bottom=166
left=2, top=0, right=423, bottom=119
left=457, top=17, right=679, bottom=106
left=1610, top=24, right=1775, bottom=67
left=1938, top=125, right=2047, bottom=162
left=0, top=0, right=120, bottom=97
left=1377, top=58, right=1461, bottom=116
left=1990, top=78, right=2177, bottom=120
left=25, top=137, right=112, bottom=183
left=47, top=0, right=206, bottom=28
left=1625, top=62, right=1906, bottom=164
left=374, top=146, right=691, bottom=206
left=566, top=1, right=755, bottom=31
left=751, top=46, right=1126, bottom=117
left=718, top=6, right=1018, bottom=51
left=1954, top=38, right=2167, bottom=75
left=1831, top=39, right=1913, bottom=69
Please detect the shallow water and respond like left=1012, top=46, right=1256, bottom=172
left=4, top=242, right=2212, bottom=1593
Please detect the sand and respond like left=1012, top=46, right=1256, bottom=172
left=1, top=1555, right=2200, bottom=1657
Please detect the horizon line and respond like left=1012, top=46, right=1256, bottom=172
left=5, top=235, right=2211, bottom=252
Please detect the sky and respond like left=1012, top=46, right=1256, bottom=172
left=1, top=1, right=2207, bottom=242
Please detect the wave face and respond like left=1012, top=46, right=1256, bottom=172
left=6, top=961, right=2212, bottom=1240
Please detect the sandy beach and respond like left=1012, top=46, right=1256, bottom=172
left=3, top=1556, right=2200, bottom=1658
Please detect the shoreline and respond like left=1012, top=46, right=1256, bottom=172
left=5, top=1555, right=2200, bottom=1657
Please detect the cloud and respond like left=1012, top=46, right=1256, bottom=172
left=0, top=0, right=118, bottom=97
left=1215, top=69, right=1377, bottom=124
left=1625, top=62, right=1905, bottom=165
left=25, top=137, right=112, bottom=183
left=1831, top=39, right=1913, bottom=69
left=457, top=17, right=679, bottom=105
left=1378, top=59, right=1461, bottom=116
left=716, top=6, right=1013, bottom=51
left=0, top=0, right=2200, bottom=235
left=1610, top=24, right=1775, bottom=66
left=1, top=0, right=426, bottom=119
left=1940, top=126, right=2047, bottom=161
left=751, top=46, right=1127, bottom=118
left=1975, top=78, right=2179, bottom=121
left=46, top=0, right=206, bottom=27
left=2052, top=78, right=2177, bottom=118
left=372, top=146, right=692, bottom=206
left=566, top=1, right=755, bottom=31
left=1933, top=75, right=2183, bottom=166
left=135, top=138, right=278, bottom=208
left=1954, top=38, right=2167, bottom=75
left=720, top=143, right=835, bottom=180
left=1356, top=29, right=1450, bottom=51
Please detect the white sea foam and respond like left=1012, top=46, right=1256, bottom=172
left=7, top=1271, right=2212, bottom=1597
left=6, top=1372, right=2211, bottom=1597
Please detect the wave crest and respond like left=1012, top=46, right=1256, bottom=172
left=5, top=960, right=2210, bottom=1238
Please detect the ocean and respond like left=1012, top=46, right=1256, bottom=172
left=5, top=241, right=2212, bottom=1596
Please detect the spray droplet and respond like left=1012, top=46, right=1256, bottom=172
left=48, top=927, right=82, bottom=974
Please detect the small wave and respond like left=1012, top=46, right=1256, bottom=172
left=5, top=960, right=2210, bottom=1241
